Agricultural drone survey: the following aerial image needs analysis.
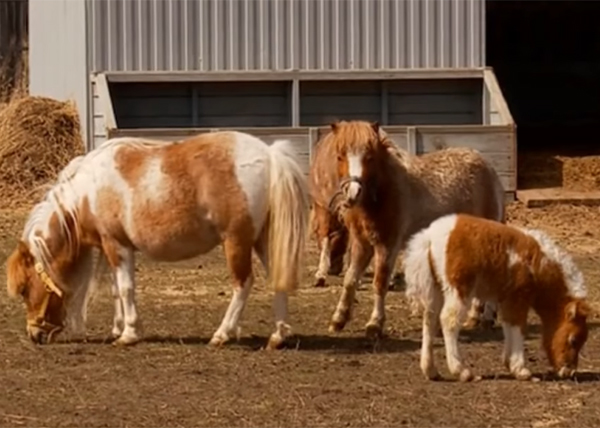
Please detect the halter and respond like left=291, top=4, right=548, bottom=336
left=328, top=176, right=363, bottom=213
left=28, top=262, right=65, bottom=340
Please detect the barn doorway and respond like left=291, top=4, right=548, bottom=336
left=486, top=0, right=600, bottom=192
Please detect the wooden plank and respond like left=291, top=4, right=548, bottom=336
left=291, top=79, right=300, bottom=127
left=387, top=132, right=409, bottom=151
left=418, top=129, right=514, bottom=154
left=482, top=80, right=490, bottom=125
left=301, top=114, right=382, bottom=126
left=389, top=113, right=478, bottom=125
left=389, top=93, right=478, bottom=114
left=516, top=188, right=600, bottom=208
left=406, top=127, right=417, bottom=156
left=108, top=127, right=310, bottom=138
left=381, top=82, right=389, bottom=125
left=93, top=74, right=117, bottom=130
left=301, top=95, right=381, bottom=116
left=483, top=68, right=515, bottom=125
left=104, top=68, right=486, bottom=83
left=386, top=79, right=481, bottom=95
left=301, top=80, right=382, bottom=95
left=197, top=96, right=289, bottom=117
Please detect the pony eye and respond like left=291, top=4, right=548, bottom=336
left=568, top=334, right=577, bottom=347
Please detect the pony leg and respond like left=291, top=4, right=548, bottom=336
left=439, top=288, right=473, bottom=382
left=365, top=245, right=399, bottom=339
left=328, top=226, right=348, bottom=276
left=314, top=236, right=332, bottom=288
left=329, top=237, right=373, bottom=333
left=499, top=304, right=531, bottom=380
left=421, top=288, right=444, bottom=380
left=209, top=238, right=254, bottom=347
left=111, top=279, right=124, bottom=339
left=252, top=230, right=292, bottom=350
left=111, top=249, right=141, bottom=346
left=313, top=204, right=332, bottom=288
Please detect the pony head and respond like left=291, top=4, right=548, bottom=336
left=6, top=240, right=66, bottom=344
left=545, top=298, right=590, bottom=378
left=329, top=120, right=388, bottom=209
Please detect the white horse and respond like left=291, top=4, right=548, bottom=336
left=6, top=131, right=310, bottom=350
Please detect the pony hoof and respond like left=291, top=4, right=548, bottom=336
left=112, top=335, right=140, bottom=347
left=328, top=319, right=347, bottom=333
left=422, top=366, right=441, bottom=381
left=459, top=368, right=474, bottom=382
left=266, top=334, right=286, bottom=350
left=365, top=323, right=383, bottom=340
left=514, top=368, right=532, bottom=381
left=462, top=317, right=480, bottom=331
left=314, top=277, right=327, bottom=288
left=208, top=335, right=229, bottom=348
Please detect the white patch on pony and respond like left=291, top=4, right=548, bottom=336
left=517, top=227, right=586, bottom=299
left=232, top=132, right=270, bottom=239
left=507, top=248, right=522, bottom=268
left=404, top=213, right=458, bottom=312
left=138, top=156, right=166, bottom=203
left=347, top=152, right=363, bottom=201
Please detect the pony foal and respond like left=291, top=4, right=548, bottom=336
left=6, top=131, right=309, bottom=350
left=404, top=213, right=590, bottom=382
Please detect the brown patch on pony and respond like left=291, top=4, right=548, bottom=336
left=6, top=241, right=34, bottom=297
left=114, top=144, right=150, bottom=189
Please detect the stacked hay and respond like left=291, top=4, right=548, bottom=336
left=557, top=155, right=600, bottom=191
left=0, top=96, right=85, bottom=208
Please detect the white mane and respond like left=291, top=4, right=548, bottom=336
left=517, top=226, right=586, bottom=299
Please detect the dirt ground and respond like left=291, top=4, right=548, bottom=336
left=2, top=203, right=600, bottom=428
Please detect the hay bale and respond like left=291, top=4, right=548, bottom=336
left=0, top=95, right=85, bottom=208
left=558, top=155, right=600, bottom=191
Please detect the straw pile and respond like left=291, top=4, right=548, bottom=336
left=557, top=155, right=600, bottom=191
left=0, top=95, right=85, bottom=208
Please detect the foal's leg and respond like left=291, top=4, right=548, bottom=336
left=365, top=245, right=399, bottom=339
left=329, top=237, right=374, bottom=333
left=499, top=304, right=531, bottom=380
left=440, top=287, right=473, bottom=382
left=111, top=278, right=125, bottom=339
left=209, top=237, right=254, bottom=347
left=420, top=288, right=444, bottom=380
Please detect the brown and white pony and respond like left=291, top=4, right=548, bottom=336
left=6, top=131, right=309, bottom=350
left=405, top=213, right=590, bottom=381
left=309, top=120, right=505, bottom=338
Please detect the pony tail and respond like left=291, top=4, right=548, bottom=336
left=265, top=140, right=310, bottom=292
left=404, top=227, right=437, bottom=316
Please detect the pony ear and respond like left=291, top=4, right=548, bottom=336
left=566, top=300, right=591, bottom=321
left=370, top=121, right=380, bottom=135
left=6, top=241, right=32, bottom=298
left=330, top=122, right=340, bottom=134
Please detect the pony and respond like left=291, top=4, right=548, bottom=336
left=5, top=131, right=310, bottom=350
left=309, top=120, right=504, bottom=338
left=404, top=213, right=590, bottom=382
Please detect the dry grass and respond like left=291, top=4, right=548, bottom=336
left=0, top=96, right=85, bottom=209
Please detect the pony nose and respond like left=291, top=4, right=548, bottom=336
left=346, top=181, right=362, bottom=203
left=557, top=366, right=575, bottom=379
left=27, top=326, right=47, bottom=345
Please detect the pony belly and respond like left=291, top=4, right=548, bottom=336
left=132, top=224, right=221, bottom=262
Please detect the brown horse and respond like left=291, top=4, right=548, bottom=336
left=6, top=131, right=309, bottom=350
left=405, top=214, right=590, bottom=381
left=309, top=120, right=505, bottom=338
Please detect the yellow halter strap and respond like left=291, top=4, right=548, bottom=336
left=28, top=262, right=65, bottom=337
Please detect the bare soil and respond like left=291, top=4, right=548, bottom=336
left=2, top=203, right=600, bottom=428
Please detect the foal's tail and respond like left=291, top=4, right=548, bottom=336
left=266, top=139, right=310, bottom=292
left=404, top=226, right=438, bottom=315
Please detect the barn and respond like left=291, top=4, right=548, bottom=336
left=32, top=0, right=591, bottom=202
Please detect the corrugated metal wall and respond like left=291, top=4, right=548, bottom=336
left=29, top=0, right=89, bottom=146
left=88, top=0, right=485, bottom=73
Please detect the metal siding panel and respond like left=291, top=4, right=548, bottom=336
left=29, top=0, right=89, bottom=146
left=88, top=0, right=484, bottom=72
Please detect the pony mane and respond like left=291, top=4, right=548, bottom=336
left=517, top=226, right=586, bottom=299
left=327, top=120, right=381, bottom=153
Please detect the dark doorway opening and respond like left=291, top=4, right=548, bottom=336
left=486, top=1, right=600, bottom=190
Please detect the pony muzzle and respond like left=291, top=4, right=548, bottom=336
left=343, top=177, right=362, bottom=204
left=557, top=365, right=576, bottom=379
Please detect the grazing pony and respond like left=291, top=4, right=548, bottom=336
left=405, top=214, right=590, bottom=382
left=309, top=120, right=504, bottom=338
left=6, top=131, right=309, bottom=350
